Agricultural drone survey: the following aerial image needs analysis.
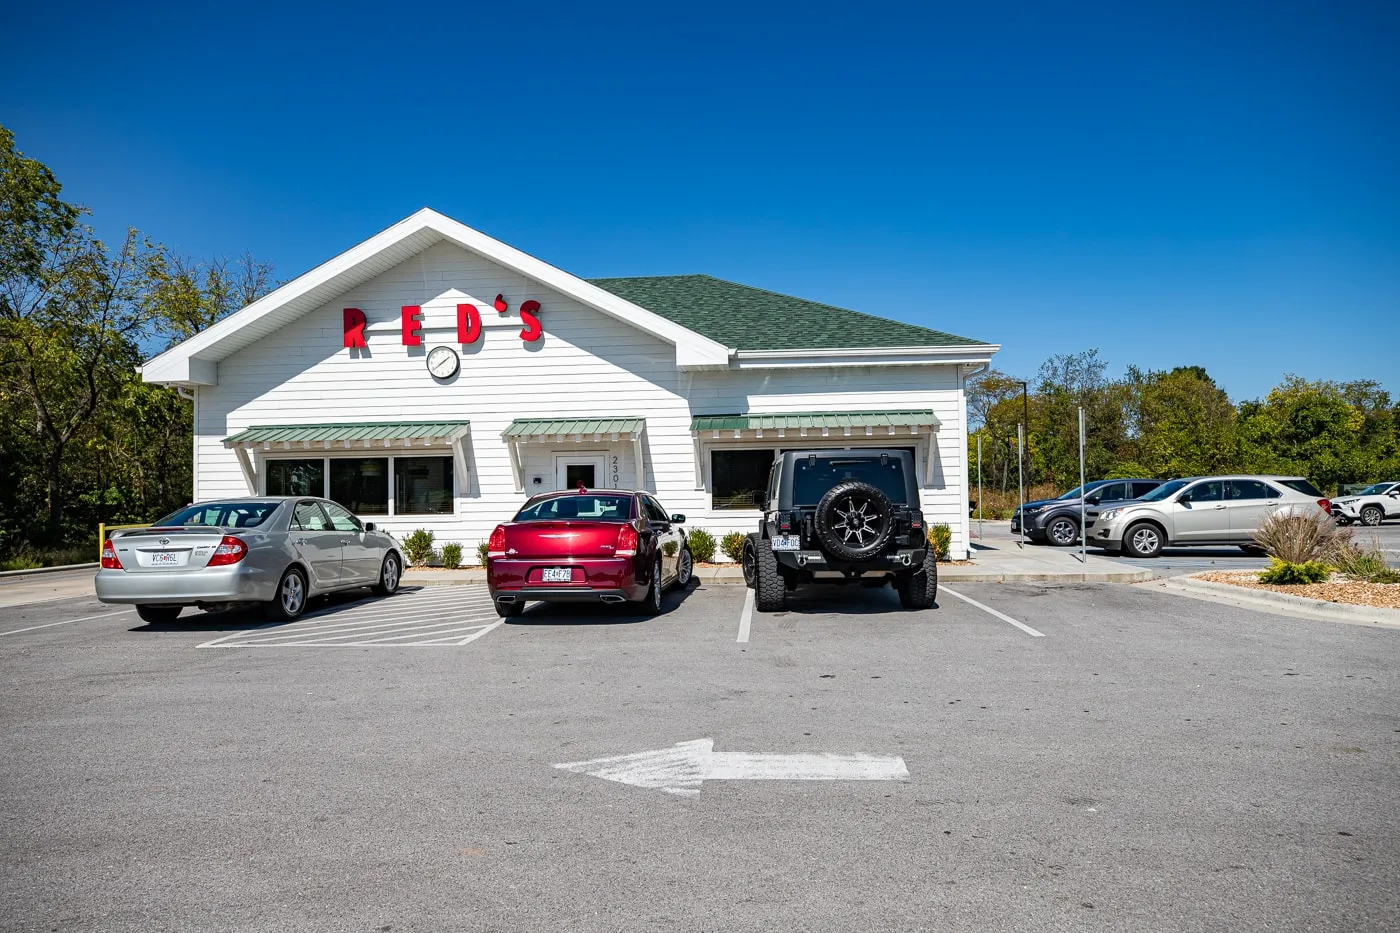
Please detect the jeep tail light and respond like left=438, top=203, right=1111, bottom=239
left=1317, top=498, right=1331, bottom=514
left=487, top=525, right=507, bottom=559
left=100, top=540, right=123, bottom=570
left=615, top=523, right=639, bottom=558
left=207, top=536, right=248, bottom=567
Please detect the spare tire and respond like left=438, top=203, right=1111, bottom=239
left=813, top=481, right=894, bottom=561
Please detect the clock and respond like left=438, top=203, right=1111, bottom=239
left=426, top=346, right=460, bottom=379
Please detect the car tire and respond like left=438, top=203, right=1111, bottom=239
left=638, top=555, right=664, bottom=616
left=675, top=546, right=694, bottom=588
left=1361, top=506, right=1383, bottom=527
left=372, top=552, right=401, bottom=596
left=1123, top=522, right=1164, bottom=558
left=896, top=550, right=938, bottom=609
left=136, top=605, right=182, bottom=625
left=264, top=566, right=308, bottom=621
left=1335, top=516, right=1351, bottom=526
left=741, top=533, right=760, bottom=588
left=1046, top=517, right=1080, bottom=547
left=493, top=598, right=524, bottom=618
left=813, top=481, right=894, bottom=562
left=753, top=537, right=786, bottom=613
left=1239, top=544, right=1268, bottom=557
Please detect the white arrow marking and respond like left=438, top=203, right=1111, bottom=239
left=554, top=739, right=909, bottom=796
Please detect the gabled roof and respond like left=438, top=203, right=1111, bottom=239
left=141, top=209, right=997, bottom=386
left=590, top=275, right=986, bottom=351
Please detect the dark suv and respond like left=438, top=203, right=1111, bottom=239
left=740, top=449, right=936, bottom=612
left=1011, top=478, right=1165, bottom=546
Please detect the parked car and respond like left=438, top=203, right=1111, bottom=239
left=1011, top=478, right=1164, bottom=546
left=1331, top=481, right=1400, bottom=526
left=486, top=489, right=692, bottom=617
left=741, top=449, right=935, bottom=611
left=1084, top=476, right=1331, bottom=558
left=94, top=497, right=404, bottom=624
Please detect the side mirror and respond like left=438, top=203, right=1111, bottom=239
left=670, top=514, right=686, bottom=524
left=1085, top=495, right=1101, bottom=506
left=363, top=522, right=376, bottom=532
left=1177, top=493, right=1192, bottom=505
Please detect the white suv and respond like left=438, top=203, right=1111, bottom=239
left=1085, top=475, right=1331, bottom=558
left=1332, top=481, right=1400, bottom=527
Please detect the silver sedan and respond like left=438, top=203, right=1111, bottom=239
left=95, top=497, right=404, bottom=625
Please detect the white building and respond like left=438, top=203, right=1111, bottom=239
left=141, top=210, right=998, bottom=560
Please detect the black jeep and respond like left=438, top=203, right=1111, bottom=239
left=740, top=449, right=937, bottom=612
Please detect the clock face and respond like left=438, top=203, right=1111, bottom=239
left=426, top=346, right=460, bottom=379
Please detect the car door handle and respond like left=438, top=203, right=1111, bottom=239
left=1213, top=504, right=1226, bottom=510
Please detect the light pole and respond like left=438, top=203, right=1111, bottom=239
left=1018, top=380, right=1030, bottom=490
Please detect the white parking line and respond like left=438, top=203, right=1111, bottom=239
left=737, top=589, right=754, bottom=643
left=940, top=585, right=1046, bottom=638
left=0, top=609, right=134, bottom=637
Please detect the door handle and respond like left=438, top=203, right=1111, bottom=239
left=1213, top=504, right=1226, bottom=510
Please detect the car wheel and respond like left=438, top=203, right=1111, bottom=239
left=136, top=605, right=182, bottom=625
left=753, top=538, right=786, bottom=613
left=1361, top=506, right=1383, bottom=526
left=896, top=550, right=938, bottom=609
left=1123, top=522, right=1164, bottom=558
left=1046, top=517, right=1079, bottom=547
left=372, top=552, right=401, bottom=596
left=638, top=555, right=664, bottom=616
left=675, top=546, right=694, bottom=588
left=264, top=567, right=308, bottom=621
left=741, top=533, right=760, bottom=588
left=493, top=598, right=524, bottom=618
left=1335, top=516, right=1351, bottom=526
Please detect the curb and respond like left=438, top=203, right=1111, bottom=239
left=403, top=564, right=1155, bottom=586
left=0, top=562, right=98, bottom=579
left=1150, top=576, right=1400, bottom=628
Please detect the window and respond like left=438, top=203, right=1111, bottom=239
left=793, top=455, right=909, bottom=506
left=515, top=494, right=634, bottom=522
left=641, top=496, right=670, bottom=524
left=711, top=449, right=775, bottom=510
left=322, top=501, right=363, bottom=532
left=1184, top=480, right=1226, bottom=502
left=1280, top=479, right=1325, bottom=498
left=155, top=501, right=281, bottom=528
left=395, top=456, right=454, bottom=515
left=330, top=459, right=389, bottom=514
left=291, top=501, right=331, bottom=531
left=266, top=460, right=325, bottom=497
left=1131, top=481, right=1160, bottom=498
left=1228, top=480, right=1272, bottom=500
left=1092, top=483, right=1128, bottom=502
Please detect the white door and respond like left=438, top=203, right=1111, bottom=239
left=554, top=455, right=606, bottom=492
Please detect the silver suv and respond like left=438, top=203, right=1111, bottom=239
left=1085, top=475, right=1331, bottom=558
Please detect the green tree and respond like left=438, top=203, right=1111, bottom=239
left=1237, top=376, right=1366, bottom=492
left=1123, top=365, right=1238, bottom=478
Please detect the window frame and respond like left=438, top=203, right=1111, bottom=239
left=262, top=452, right=458, bottom=518
left=699, top=439, right=929, bottom=514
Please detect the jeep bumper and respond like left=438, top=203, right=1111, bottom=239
left=773, top=548, right=929, bottom=574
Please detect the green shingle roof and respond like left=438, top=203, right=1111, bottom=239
left=502, top=417, right=645, bottom=440
left=691, top=411, right=940, bottom=433
left=224, top=421, right=470, bottom=446
left=587, top=274, right=986, bottom=351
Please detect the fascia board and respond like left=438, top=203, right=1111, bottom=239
left=730, top=345, right=1000, bottom=370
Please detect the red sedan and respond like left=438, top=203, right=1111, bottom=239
left=486, top=489, right=694, bottom=617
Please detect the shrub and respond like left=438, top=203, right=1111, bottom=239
left=1258, top=559, right=1331, bottom=585
left=0, top=554, right=42, bottom=572
left=1332, top=541, right=1400, bottom=583
left=402, top=529, right=437, bottom=566
left=440, top=543, right=463, bottom=570
left=688, top=529, right=717, bottom=563
left=720, top=531, right=747, bottom=563
left=477, top=541, right=489, bottom=566
left=927, top=524, right=952, bottom=562
left=1251, top=511, right=1351, bottom=565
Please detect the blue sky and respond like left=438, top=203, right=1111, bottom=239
left=3, top=0, right=1396, bottom=400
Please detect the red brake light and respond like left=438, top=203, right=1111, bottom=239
left=100, top=540, right=123, bottom=570
left=615, top=523, right=639, bottom=558
left=1318, top=498, right=1331, bottom=514
left=487, top=525, right=507, bottom=558
left=207, top=535, right=248, bottom=566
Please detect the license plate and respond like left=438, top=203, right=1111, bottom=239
left=542, top=568, right=572, bottom=582
left=771, top=535, right=801, bottom=551
left=150, top=552, right=180, bottom=566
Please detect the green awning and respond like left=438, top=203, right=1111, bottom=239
left=502, top=418, right=645, bottom=441
left=223, top=421, right=470, bottom=447
left=690, top=410, right=939, bottom=434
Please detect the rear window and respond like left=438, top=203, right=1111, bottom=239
left=793, top=456, right=908, bottom=506
left=1279, top=479, right=1325, bottom=498
left=155, top=502, right=281, bottom=528
left=514, top=495, right=634, bottom=522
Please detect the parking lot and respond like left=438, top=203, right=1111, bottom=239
left=2, top=576, right=1398, bottom=932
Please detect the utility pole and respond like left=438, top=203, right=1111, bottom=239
left=1018, top=380, right=1030, bottom=489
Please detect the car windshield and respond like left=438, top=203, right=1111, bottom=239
left=1056, top=483, right=1105, bottom=500
left=1357, top=483, right=1397, bottom=495
left=154, top=501, right=281, bottom=528
left=1138, top=480, right=1189, bottom=502
left=514, top=494, right=634, bottom=522
left=792, top=456, right=908, bottom=506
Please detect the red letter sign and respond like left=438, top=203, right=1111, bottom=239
left=343, top=308, right=367, bottom=348
left=519, top=299, right=542, bottom=342
left=401, top=305, right=423, bottom=346
left=457, top=303, right=481, bottom=344
left=494, top=293, right=508, bottom=313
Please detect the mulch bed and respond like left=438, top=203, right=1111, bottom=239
left=1196, top=571, right=1400, bottom=610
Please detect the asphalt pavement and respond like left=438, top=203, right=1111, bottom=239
left=1, top=577, right=1398, bottom=932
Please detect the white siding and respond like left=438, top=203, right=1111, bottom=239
left=195, top=241, right=974, bottom=560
